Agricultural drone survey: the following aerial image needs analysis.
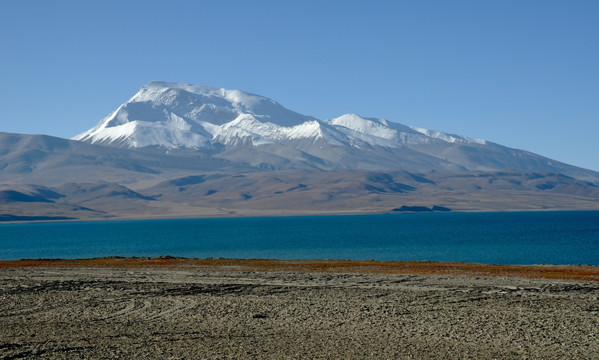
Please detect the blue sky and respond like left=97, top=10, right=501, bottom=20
left=1, top=0, right=598, bottom=171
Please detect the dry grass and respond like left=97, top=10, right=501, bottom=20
left=1, top=257, right=598, bottom=282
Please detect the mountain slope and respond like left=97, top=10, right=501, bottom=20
left=2, top=169, right=598, bottom=222
left=0, top=132, right=246, bottom=186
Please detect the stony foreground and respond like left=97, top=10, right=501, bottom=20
left=1, top=264, right=598, bottom=359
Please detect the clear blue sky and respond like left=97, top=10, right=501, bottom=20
left=1, top=0, right=598, bottom=171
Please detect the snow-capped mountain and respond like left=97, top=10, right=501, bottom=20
left=73, top=81, right=317, bottom=148
left=73, top=81, right=599, bottom=183
left=73, top=81, right=483, bottom=150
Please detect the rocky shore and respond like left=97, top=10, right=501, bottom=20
left=1, top=261, right=598, bottom=359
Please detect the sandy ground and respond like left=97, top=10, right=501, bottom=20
left=1, top=262, right=598, bottom=359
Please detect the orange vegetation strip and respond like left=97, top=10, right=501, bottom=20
left=0, top=257, right=598, bottom=282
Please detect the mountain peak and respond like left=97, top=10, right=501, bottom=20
left=138, top=81, right=284, bottom=117
left=73, top=82, right=316, bottom=147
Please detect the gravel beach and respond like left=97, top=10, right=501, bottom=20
left=1, top=262, right=598, bottom=359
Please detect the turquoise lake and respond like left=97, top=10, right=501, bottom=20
left=1, top=211, right=598, bottom=265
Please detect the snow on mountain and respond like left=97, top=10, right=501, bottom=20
left=327, top=114, right=398, bottom=140
left=76, top=113, right=212, bottom=149
left=410, top=126, right=487, bottom=145
left=323, top=114, right=469, bottom=148
left=73, top=81, right=484, bottom=151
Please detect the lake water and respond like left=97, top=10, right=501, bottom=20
left=1, top=211, right=598, bottom=265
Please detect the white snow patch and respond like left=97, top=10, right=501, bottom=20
left=410, top=126, right=487, bottom=144
left=328, top=114, right=397, bottom=140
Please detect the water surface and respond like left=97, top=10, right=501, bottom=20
left=1, top=211, right=598, bottom=265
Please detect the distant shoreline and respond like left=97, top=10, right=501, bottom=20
left=1, top=257, right=598, bottom=282
left=2, top=207, right=599, bottom=224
